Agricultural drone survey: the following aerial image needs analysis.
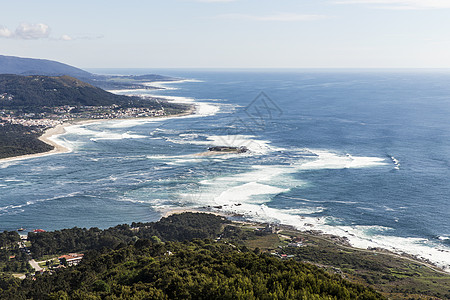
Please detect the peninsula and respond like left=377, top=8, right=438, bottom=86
left=0, top=74, right=190, bottom=160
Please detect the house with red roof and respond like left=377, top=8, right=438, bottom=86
left=58, top=253, right=84, bottom=266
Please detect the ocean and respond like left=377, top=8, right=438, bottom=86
left=1, top=69, right=449, bottom=270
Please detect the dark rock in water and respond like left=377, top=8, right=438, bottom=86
left=208, top=146, right=248, bottom=153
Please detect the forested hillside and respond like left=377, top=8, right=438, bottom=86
left=2, top=241, right=383, bottom=299
left=0, top=74, right=143, bottom=109
left=0, top=213, right=384, bottom=299
left=0, top=55, right=91, bottom=78
left=0, top=124, right=53, bottom=159
left=0, top=55, right=177, bottom=90
left=27, top=213, right=228, bottom=258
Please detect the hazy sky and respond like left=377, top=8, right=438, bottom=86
left=1, top=0, right=450, bottom=68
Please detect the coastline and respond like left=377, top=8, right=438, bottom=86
left=162, top=208, right=450, bottom=275
left=0, top=123, right=72, bottom=163
left=0, top=105, right=195, bottom=164
left=3, top=76, right=448, bottom=282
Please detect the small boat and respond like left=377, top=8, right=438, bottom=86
left=17, top=228, right=25, bottom=231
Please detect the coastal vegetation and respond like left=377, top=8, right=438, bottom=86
left=0, top=124, right=52, bottom=159
left=27, top=213, right=228, bottom=258
left=1, top=213, right=449, bottom=299
left=0, top=231, right=32, bottom=274
left=221, top=224, right=450, bottom=299
left=0, top=213, right=384, bottom=299
left=0, top=74, right=166, bottom=109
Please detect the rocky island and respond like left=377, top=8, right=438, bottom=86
left=208, top=146, right=249, bottom=153
left=194, top=146, right=249, bottom=157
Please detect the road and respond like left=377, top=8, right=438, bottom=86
left=28, top=259, right=43, bottom=273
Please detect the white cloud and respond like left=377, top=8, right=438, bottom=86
left=0, top=26, right=13, bottom=38
left=60, top=34, right=73, bottom=41
left=0, top=23, right=77, bottom=41
left=219, top=13, right=328, bottom=22
left=15, top=23, right=51, bottom=39
left=334, top=0, right=450, bottom=9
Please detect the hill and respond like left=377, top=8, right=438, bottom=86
left=0, top=55, right=177, bottom=90
left=1, top=212, right=449, bottom=298
left=0, top=74, right=188, bottom=159
left=0, top=74, right=138, bottom=108
left=0, top=213, right=384, bottom=299
left=0, top=55, right=91, bottom=78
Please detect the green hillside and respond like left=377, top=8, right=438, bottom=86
left=0, top=213, right=384, bottom=299
left=0, top=55, right=177, bottom=90
left=0, top=124, right=53, bottom=159
left=0, top=55, right=91, bottom=78
left=0, top=74, right=140, bottom=109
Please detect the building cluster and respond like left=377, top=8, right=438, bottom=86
left=71, top=106, right=166, bottom=120
left=0, top=105, right=166, bottom=128
left=0, top=116, right=62, bottom=128
left=58, top=253, right=84, bottom=266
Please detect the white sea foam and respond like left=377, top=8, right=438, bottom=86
left=164, top=133, right=281, bottom=156
left=91, top=132, right=147, bottom=141
left=107, top=88, right=148, bottom=94
left=64, top=125, right=98, bottom=136
left=0, top=191, right=84, bottom=216
left=295, top=149, right=388, bottom=170
left=278, top=207, right=325, bottom=215
left=214, top=182, right=289, bottom=204
left=103, top=119, right=160, bottom=128
left=390, top=155, right=401, bottom=170
left=160, top=95, right=221, bottom=117
left=164, top=141, right=450, bottom=270
left=142, top=79, right=203, bottom=90
left=217, top=202, right=450, bottom=271
left=0, top=201, right=35, bottom=212
left=65, top=125, right=147, bottom=141
left=318, top=225, right=450, bottom=271
left=383, top=205, right=396, bottom=211
left=0, top=161, right=20, bottom=169
left=195, top=197, right=450, bottom=271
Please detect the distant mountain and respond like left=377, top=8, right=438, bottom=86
left=0, top=74, right=137, bottom=108
left=0, top=55, right=178, bottom=90
left=0, top=55, right=92, bottom=78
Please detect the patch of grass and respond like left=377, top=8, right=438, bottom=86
left=238, top=226, right=450, bottom=299
left=243, top=234, right=284, bottom=250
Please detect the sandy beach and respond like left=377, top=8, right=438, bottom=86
left=0, top=106, right=195, bottom=164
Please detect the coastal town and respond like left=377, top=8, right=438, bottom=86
left=0, top=105, right=167, bottom=129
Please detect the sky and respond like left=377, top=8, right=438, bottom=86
left=1, top=0, right=450, bottom=69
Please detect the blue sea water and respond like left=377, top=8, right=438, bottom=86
left=1, top=70, right=449, bottom=269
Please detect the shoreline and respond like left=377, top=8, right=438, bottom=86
left=0, top=123, right=72, bottom=163
left=0, top=106, right=195, bottom=164
left=162, top=208, right=450, bottom=275
left=3, top=78, right=448, bottom=279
